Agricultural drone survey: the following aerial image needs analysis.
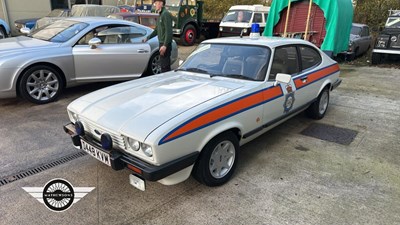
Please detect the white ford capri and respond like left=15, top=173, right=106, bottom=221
left=64, top=36, right=341, bottom=191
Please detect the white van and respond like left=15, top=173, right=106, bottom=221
left=219, top=5, right=270, bottom=37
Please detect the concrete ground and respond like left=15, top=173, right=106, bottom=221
left=0, top=46, right=399, bottom=225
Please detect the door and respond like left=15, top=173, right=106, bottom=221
left=263, top=46, right=300, bottom=124
left=72, top=25, right=151, bottom=81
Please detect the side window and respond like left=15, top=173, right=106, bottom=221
left=77, top=26, right=108, bottom=45
left=125, top=16, right=139, bottom=23
left=269, top=46, right=299, bottom=80
left=96, top=26, right=147, bottom=44
left=253, top=13, right=262, bottom=23
left=362, top=27, right=369, bottom=36
left=299, top=46, right=322, bottom=71
left=141, top=17, right=157, bottom=28
left=264, top=13, right=268, bottom=22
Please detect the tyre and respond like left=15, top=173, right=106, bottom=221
left=180, top=24, right=197, bottom=46
left=306, top=87, right=330, bottom=120
left=146, top=52, right=161, bottom=75
left=371, top=53, right=382, bottom=65
left=0, top=26, right=6, bottom=39
left=192, top=131, right=239, bottom=186
left=19, top=65, right=64, bottom=104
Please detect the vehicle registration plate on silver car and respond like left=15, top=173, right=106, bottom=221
left=81, top=139, right=111, bottom=167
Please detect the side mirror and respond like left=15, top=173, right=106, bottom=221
left=178, top=60, right=184, bottom=66
left=88, top=37, right=102, bottom=49
left=274, top=73, right=291, bottom=86
left=20, top=27, right=31, bottom=35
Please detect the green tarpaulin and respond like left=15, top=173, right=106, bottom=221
left=263, top=0, right=353, bottom=55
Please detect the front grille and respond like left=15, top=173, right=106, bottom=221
left=79, top=118, right=126, bottom=150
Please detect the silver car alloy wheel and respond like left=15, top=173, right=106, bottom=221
left=318, top=90, right=329, bottom=115
left=209, top=140, right=236, bottom=179
left=26, top=69, right=60, bottom=101
left=151, top=54, right=161, bottom=74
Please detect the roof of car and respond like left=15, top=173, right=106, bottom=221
left=111, top=12, right=159, bottom=17
left=203, top=36, right=316, bottom=49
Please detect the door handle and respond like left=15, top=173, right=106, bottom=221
left=300, top=76, right=308, bottom=83
left=137, top=49, right=149, bottom=53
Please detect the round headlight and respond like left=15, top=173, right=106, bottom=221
left=127, top=138, right=140, bottom=151
left=219, top=27, right=223, bottom=32
left=391, top=36, right=397, bottom=42
left=141, top=143, right=153, bottom=157
left=243, top=28, right=248, bottom=34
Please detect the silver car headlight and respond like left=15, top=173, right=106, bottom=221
left=243, top=28, right=248, bottom=34
left=391, top=36, right=397, bottom=42
left=127, top=137, right=140, bottom=151
left=68, top=110, right=78, bottom=123
left=219, top=27, right=223, bottom=32
left=141, top=143, right=153, bottom=157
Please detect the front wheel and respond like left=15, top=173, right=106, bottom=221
left=180, top=24, right=197, bottom=46
left=306, top=87, right=330, bottom=120
left=19, top=65, right=64, bottom=104
left=371, top=53, right=382, bottom=65
left=192, top=131, right=239, bottom=186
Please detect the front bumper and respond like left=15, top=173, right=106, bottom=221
left=372, top=48, right=400, bottom=55
left=63, top=123, right=199, bottom=181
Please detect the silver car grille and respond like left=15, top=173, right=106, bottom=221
left=79, top=118, right=126, bottom=150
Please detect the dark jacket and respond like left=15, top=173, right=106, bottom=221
left=147, top=7, right=172, bottom=46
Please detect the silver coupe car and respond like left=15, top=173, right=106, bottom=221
left=0, top=17, right=178, bottom=104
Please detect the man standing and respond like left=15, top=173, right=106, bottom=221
left=143, top=0, right=173, bottom=73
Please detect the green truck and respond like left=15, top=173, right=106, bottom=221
left=165, top=0, right=220, bottom=46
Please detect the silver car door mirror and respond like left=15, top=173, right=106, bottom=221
left=274, top=73, right=291, bottom=86
left=20, top=27, right=31, bottom=35
left=88, top=37, right=102, bottom=49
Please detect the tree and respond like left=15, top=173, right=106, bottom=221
left=354, top=0, right=400, bottom=31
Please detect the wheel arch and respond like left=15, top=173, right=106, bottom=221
left=16, top=62, right=66, bottom=96
left=197, top=124, right=243, bottom=155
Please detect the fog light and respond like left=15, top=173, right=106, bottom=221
left=101, top=133, right=113, bottom=150
left=75, top=121, right=84, bottom=135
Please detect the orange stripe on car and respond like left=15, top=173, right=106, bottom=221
left=160, top=86, right=283, bottom=145
left=294, top=64, right=340, bottom=89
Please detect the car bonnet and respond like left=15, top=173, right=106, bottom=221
left=69, top=73, right=244, bottom=141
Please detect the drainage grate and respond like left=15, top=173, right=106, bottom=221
left=0, top=151, right=86, bottom=187
left=300, top=123, right=358, bottom=145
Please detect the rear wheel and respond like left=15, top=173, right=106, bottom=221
left=180, top=24, right=197, bottom=46
left=306, top=87, right=330, bottom=120
left=0, top=26, right=6, bottom=39
left=19, top=65, right=64, bottom=104
left=192, top=131, right=239, bottom=186
left=146, top=52, right=161, bottom=75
